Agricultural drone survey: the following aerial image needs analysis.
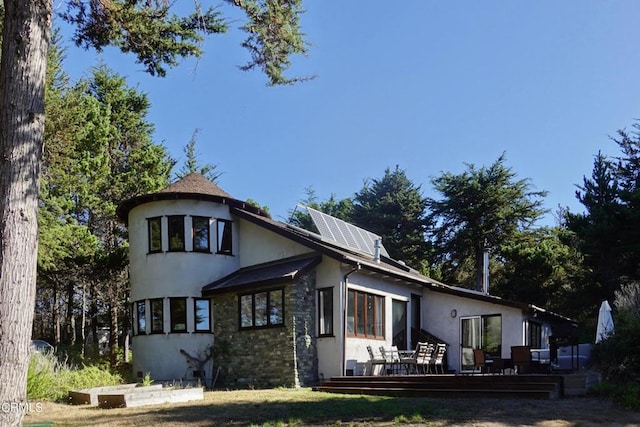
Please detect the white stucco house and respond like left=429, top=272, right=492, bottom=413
left=116, top=173, right=577, bottom=387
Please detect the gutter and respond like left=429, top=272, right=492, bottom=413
left=341, top=263, right=361, bottom=376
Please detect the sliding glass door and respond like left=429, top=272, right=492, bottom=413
left=460, top=315, right=502, bottom=371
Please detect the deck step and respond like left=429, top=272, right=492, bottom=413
left=312, top=374, right=564, bottom=400
left=313, top=386, right=555, bottom=399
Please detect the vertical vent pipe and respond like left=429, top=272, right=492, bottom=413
left=373, top=239, right=381, bottom=264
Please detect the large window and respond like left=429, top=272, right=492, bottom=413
left=147, top=217, right=162, bottom=253
left=170, top=298, right=187, bottom=332
left=168, top=215, right=185, bottom=251
left=216, top=219, right=233, bottom=255
left=318, top=288, right=333, bottom=336
left=347, top=289, right=384, bottom=338
left=192, top=216, right=211, bottom=252
left=239, top=289, right=284, bottom=329
left=194, top=299, right=211, bottom=332
left=150, top=298, right=164, bottom=334
left=136, top=301, right=146, bottom=335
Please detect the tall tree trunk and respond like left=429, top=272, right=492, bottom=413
left=53, top=280, right=60, bottom=345
left=67, top=280, right=76, bottom=345
left=81, top=283, right=87, bottom=356
left=0, top=1, right=52, bottom=426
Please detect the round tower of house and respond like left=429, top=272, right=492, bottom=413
left=116, top=173, right=267, bottom=383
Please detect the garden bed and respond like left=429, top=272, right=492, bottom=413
left=97, top=385, right=204, bottom=408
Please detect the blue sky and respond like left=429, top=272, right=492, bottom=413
left=58, top=1, right=640, bottom=225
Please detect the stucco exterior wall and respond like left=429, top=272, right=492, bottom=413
left=131, top=333, right=214, bottom=384
left=128, top=199, right=239, bottom=301
left=128, top=199, right=233, bottom=382
left=237, top=219, right=311, bottom=267
left=423, top=289, right=525, bottom=373
left=341, top=270, right=425, bottom=377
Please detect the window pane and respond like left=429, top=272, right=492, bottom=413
left=269, top=290, right=283, bottom=325
left=366, top=294, right=375, bottom=335
left=136, top=301, right=146, bottom=334
left=482, top=315, right=502, bottom=356
left=254, top=292, right=267, bottom=326
left=240, top=295, right=253, bottom=328
left=168, top=216, right=185, bottom=251
left=151, top=299, right=164, bottom=333
left=347, top=290, right=355, bottom=334
left=319, top=288, right=333, bottom=335
left=192, top=217, right=210, bottom=252
left=356, top=292, right=365, bottom=335
left=195, top=299, right=210, bottom=331
left=170, top=298, right=187, bottom=332
left=217, top=220, right=233, bottom=254
left=375, top=296, right=384, bottom=337
left=148, top=217, right=162, bottom=252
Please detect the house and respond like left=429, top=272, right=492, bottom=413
left=116, top=173, right=577, bottom=387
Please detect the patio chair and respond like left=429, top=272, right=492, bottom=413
left=430, top=343, right=447, bottom=374
left=472, top=348, right=494, bottom=374
left=412, top=342, right=435, bottom=374
left=366, top=345, right=386, bottom=375
left=380, top=346, right=402, bottom=375
left=511, top=345, right=532, bottom=374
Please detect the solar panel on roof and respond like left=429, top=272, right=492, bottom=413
left=306, top=206, right=389, bottom=257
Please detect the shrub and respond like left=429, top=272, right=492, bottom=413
left=27, top=351, right=123, bottom=402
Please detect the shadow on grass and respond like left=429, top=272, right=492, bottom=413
left=27, top=392, right=640, bottom=426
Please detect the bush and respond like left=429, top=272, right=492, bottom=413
left=591, top=381, right=640, bottom=411
left=27, top=351, right=123, bottom=402
left=592, top=287, right=640, bottom=383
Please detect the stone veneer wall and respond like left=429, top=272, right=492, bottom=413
left=212, top=270, right=318, bottom=388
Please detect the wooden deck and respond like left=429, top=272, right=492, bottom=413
left=313, top=374, right=568, bottom=399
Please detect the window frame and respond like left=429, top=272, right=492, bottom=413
left=318, top=287, right=334, bottom=337
left=192, top=216, right=211, bottom=253
left=147, top=217, right=163, bottom=253
left=167, top=215, right=186, bottom=252
left=194, top=298, right=212, bottom=332
left=216, top=219, right=233, bottom=255
left=150, top=298, right=164, bottom=334
left=170, top=297, right=188, bottom=333
left=135, top=300, right=146, bottom=335
left=238, top=288, right=285, bottom=330
left=527, top=320, right=543, bottom=349
left=347, top=289, right=385, bottom=339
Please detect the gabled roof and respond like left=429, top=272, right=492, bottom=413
left=116, top=173, right=269, bottom=224
left=202, top=253, right=322, bottom=295
left=231, top=206, right=577, bottom=326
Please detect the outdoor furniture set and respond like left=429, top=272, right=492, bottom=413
left=472, top=345, right=552, bottom=375
left=366, top=342, right=446, bottom=375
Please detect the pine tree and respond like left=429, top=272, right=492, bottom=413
left=351, top=166, right=431, bottom=271
left=427, top=154, right=547, bottom=290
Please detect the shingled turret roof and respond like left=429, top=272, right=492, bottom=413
left=158, top=173, right=233, bottom=198
left=116, top=173, right=268, bottom=223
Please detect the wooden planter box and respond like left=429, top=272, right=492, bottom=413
left=97, top=385, right=204, bottom=408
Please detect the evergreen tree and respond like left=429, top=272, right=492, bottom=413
left=566, top=123, right=640, bottom=328
left=427, top=154, right=547, bottom=290
left=288, top=187, right=353, bottom=231
left=351, top=166, right=431, bottom=271
left=175, top=129, right=221, bottom=182
left=494, top=227, right=583, bottom=312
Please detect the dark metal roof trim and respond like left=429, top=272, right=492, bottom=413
left=202, top=253, right=322, bottom=296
